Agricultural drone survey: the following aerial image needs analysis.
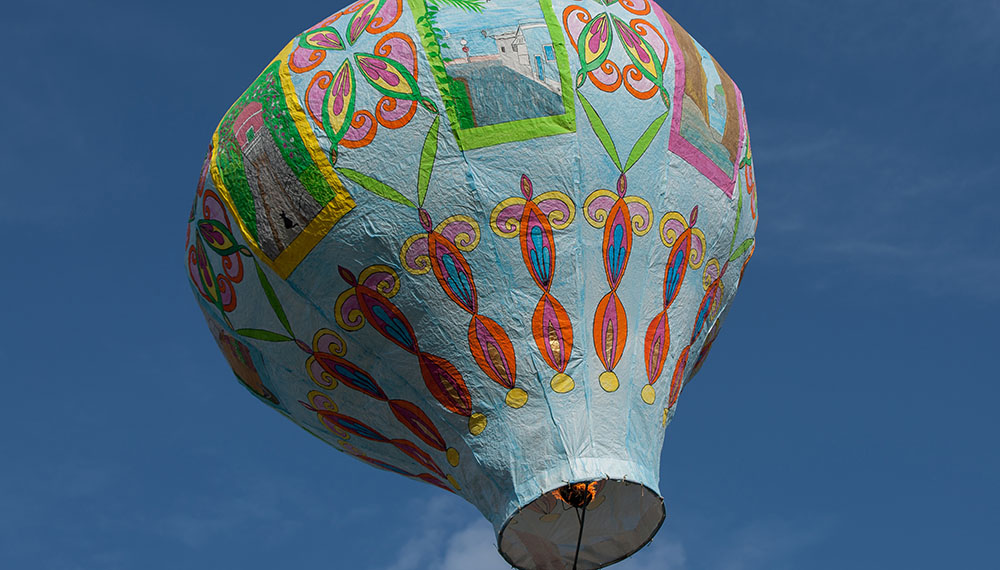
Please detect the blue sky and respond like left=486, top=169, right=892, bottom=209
left=2, top=1, right=998, bottom=569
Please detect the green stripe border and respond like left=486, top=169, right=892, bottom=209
left=408, top=0, right=576, bottom=150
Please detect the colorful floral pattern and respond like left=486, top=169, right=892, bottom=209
left=563, top=1, right=670, bottom=103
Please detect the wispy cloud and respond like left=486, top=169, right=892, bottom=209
left=709, top=519, right=830, bottom=570
left=378, top=496, right=830, bottom=570
left=380, top=495, right=511, bottom=570
left=613, top=535, right=687, bottom=570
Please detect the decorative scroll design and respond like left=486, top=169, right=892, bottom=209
left=286, top=3, right=435, bottom=157
left=301, top=391, right=459, bottom=491
left=562, top=3, right=670, bottom=106
left=663, top=181, right=755, bottom=424
left=191, top=212, right=464, bottom=487
left=335, top=264, right=488, bottom=435
left=490, top=175, right=577, bottom=394
left=640, top=206, right=705, bottom=405
left=578, top=91, right=667, bottom=392
left=339, top=118, right=525, bottom=409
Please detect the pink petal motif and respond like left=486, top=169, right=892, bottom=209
left=188, top=246, right=209, bottom=299
left=388, top=399, right=447, bottom=452
left=615, top=19, right=650, bottom=64
left=356, top=286, right=419, bottom=353
left=522, top=205, right=554, bottom=290
left=314, top=353, right=387, bottom=401
left=588, top=14, right=609, bottom=54
left=533, top=293, right=573, bottom=372
left=359, top=56, right=401, bottom=86
left=305, top=29, right=344, bottom=50
left=663, top=233, right=690, bottom=307
left=520, top=174, right=533, bottom=199
left=429, top=232, right=477, bottom=314
left=418, top=353, right=472, bottom=417
left=468, top=315, right=516, bottom=390
left=594, top=291, right=627, bottom=370
left=348, top=0, right=380, bottom=43
left=331, top=65, right=352, bottom=115
left=632, top=19, right=669, bottom=71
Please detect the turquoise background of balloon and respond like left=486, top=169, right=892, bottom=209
left=186, top=0, right=756, bottom=532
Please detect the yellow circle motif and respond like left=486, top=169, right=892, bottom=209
left=469, top=413, right=488, bottom=435
left=599, top=371, right=619, bottom=392
left=641, top=385, right=656, bottom=405
left=506, top=388, right=528, bottom=408
left=446, top=447, right=460, bottom=467
left=550, top=373, right=574, bottom=393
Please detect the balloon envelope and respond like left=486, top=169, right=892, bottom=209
left=187, top=0, right=757, bottom=568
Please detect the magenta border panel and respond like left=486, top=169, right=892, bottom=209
left=653, top=3, right=744, bottom=198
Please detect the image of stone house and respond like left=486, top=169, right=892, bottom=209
left=232, top=101, right=321, bottom=259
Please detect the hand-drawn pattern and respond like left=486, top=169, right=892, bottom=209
left=301, top=390, right=459, bottom=491
left=662, top=182, right=754, bottom=420
left=188, top=2, right=760, bottom=563
left=335, top=264, right=488, bottom=434
left=640, top=206, right=705, bottom=405
left=563, top=0, right=671, bottom=104
left=579, top=91, right=661, bottom=392
left=491, top=175, right=577, bottom=394
left=287, top=3, right=437, bottom=155
left=342, top=118, right=524, bottom=409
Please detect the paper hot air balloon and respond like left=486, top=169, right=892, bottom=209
left=186, top=0, right=757, bottom=568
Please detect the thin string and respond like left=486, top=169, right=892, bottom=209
left=572, top=505, right=587, bottom=570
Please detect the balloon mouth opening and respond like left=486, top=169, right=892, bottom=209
left=497, top=479, right=665, bottom=570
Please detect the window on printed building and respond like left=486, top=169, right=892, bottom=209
left=544, top=44, right=555, bottom=60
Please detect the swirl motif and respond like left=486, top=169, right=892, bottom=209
left=563, top=5, right=669, bottom=101
left=582, top=176, right=653, bottom=393
left=618, top=0, right=651, bottom=16
left=335, top=265, right=487, bottom=434
left=640, top=207, right=706, bottom=405
left=341, top=110, right=377, bottom=148
left=188, top=187, right=252, bottom=323
left=299, top=397, right=456, bottom=489
left=287, top=14, right=422, bottom=151
left=490, top=175, right=577, bottom=394
left=302, top=328, right=462, bottom=471
left=287, top=46, right=326, bottom=74
left=400, top=211, right=522, bottom=408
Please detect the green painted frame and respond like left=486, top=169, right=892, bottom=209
left=408, top=0, right=576, bottom=150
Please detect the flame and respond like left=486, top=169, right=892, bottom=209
left=554, top=481, right=601, bottom=508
